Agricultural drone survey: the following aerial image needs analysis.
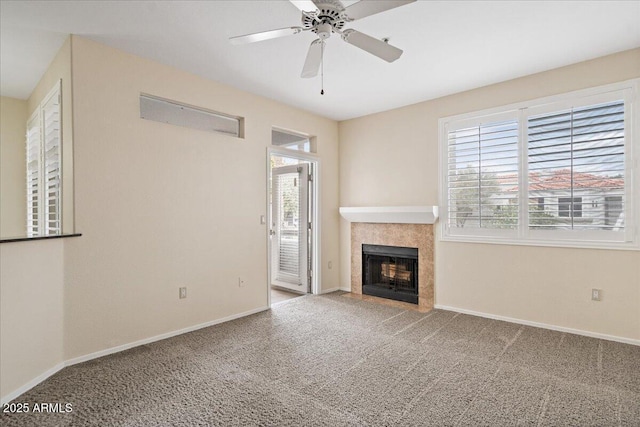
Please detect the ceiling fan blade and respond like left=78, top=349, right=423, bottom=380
left=341, top=29, right=403, bottom=62
left=230, top=27, right=302, bottom=45
left=344, top=0, right=416, bottom=21
left=301, top=39, right=323, bottom=78
left=290, top=0, right=317, bottom=12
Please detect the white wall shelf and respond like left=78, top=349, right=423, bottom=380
left=339, top=206, right=439, bottom=224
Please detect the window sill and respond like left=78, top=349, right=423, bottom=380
left=0, top=233, right=82, bottom=244
left=440, top=234, right=639, bottom=251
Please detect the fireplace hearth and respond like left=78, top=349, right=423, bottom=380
left=362, top=244, right=418, bottom=304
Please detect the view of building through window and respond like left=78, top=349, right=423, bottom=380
left=443, top=89, right=631, bottom=246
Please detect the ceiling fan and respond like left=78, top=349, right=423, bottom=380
left=230, top=0, right=415, bottom=90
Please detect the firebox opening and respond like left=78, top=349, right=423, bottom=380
left=362, top=244, right=418, bottom=304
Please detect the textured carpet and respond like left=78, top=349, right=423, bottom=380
left=2, top=292, right=639, bottom=426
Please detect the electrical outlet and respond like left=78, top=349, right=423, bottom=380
left=591, top=288, right=601, bottom=301
left=238, top=277, right=245, bottom=287
left=328, top=260, right=333, bottom=269
left=179, top=287, right=187, bottom=299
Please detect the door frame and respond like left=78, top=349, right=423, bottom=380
left=266, top=146, right=321, bottom=307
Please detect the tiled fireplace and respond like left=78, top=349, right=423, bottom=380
left=340, top=207, right=438, bottom=310
left=351, top=222, right=434, bottom=309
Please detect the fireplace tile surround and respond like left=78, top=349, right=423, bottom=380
left=351, top=222, right=434, bottom=310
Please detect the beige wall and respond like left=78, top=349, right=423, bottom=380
left=27, top=37, right=74, bottom=236
left=0, top=240, right=65, bottom=399
left=64, top=36, right=340, bottom=359
left=339, top=48, right=640, bottom=341
left=0, top=97, right=27, bottom=238
left=0, top=38, right=76, bottom=403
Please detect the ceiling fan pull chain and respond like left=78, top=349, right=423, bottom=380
left=320, top=41, right=325, bottom=95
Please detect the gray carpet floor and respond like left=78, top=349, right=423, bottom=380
left=2, top=292, right=639, bottom=426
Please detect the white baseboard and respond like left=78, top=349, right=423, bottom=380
left=1, top=362, right=65, bottom=405
left=339, top=286, right=351, bottom=292
left=66, top=305, right=270, bottom=366
left=1, top=306, right=269, bottom=404
left=434, top=304, right=640, bottom=346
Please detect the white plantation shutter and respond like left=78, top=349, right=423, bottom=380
left=440, top=82, right=637, bottom=249
left=26, top=112, right=42, bottom=237
left=25, top=81, right=62, bottom=236
left=527, top=99, right=625, bottom=232
left=42, top=89, right=62, bottom=235
left=446, top=116, right=519, bottom=233
left=276, top=173, right=300, bottom=277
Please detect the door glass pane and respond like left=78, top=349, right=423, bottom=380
left=276, top=172, right=300, bottom=279
left=271, top=160, right=309, bottom=293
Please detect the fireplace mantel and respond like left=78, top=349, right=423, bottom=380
left=339, top=206, right=439, bottom=224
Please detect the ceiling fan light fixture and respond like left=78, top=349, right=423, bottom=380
left=316, top=23, right=332, bottom=40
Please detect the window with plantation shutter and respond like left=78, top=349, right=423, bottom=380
left=26, top=81, right=62, bottom=237
left=527, top=99, right=625, bottom=234
left=26, top=113, right=42, bottom=237
left=446, top=116, right=519, bottom=235
left=440, top=80, right=638, bottom=250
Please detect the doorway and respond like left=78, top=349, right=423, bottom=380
left=267, top=131, right=319, bottom=307
left=271, top=162, right=310, bottom=294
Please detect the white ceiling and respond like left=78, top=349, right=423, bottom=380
left=1, top=1, right=639, bottom=121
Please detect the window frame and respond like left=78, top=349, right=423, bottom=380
left=439, top=79, right=639, bottom=251
left=26, top=80, right=62, bottom=237
left=271, top=127, right=314, bottom=153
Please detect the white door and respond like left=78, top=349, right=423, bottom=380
left=271, top=163, right=310, bottom=292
